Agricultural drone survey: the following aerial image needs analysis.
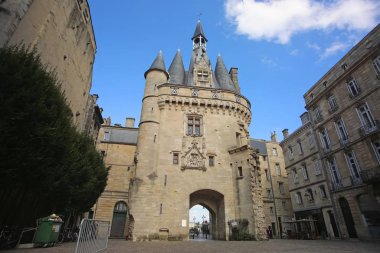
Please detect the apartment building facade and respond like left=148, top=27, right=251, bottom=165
left=302, top=24, right=380, bottom=240
left=281, top=113, right=339, bottom=239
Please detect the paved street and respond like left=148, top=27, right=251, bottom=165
left=3, top=239, right=380, bottom=253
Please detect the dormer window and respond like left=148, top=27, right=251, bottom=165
left=197, top=69, right=210, bottom=83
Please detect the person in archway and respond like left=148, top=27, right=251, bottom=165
left=267, top=226, right=273, bottom=239
left=195, top=228, right=199, bottom=238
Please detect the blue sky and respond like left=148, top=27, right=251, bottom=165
left=89, top=0, right=379, bottom=142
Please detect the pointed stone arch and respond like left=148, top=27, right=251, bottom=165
left=189, top=189, right=225, bottom=240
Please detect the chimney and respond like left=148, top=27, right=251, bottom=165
left=229, top=67, right=240, bottom=93
left=271, top=131, right=278, bottom=143
left=282, top=129, right=289, bottom=139
left=125, top=117, right=135, bottom=128
left=300, top=112, right=310, bottom=125
left=92, top=94, right=99, bottom=103
left=104, top=116, right=111, bottom=126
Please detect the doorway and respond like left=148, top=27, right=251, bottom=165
left=327, top=211, right=339, bottom=238
left=339, top=197, right=358, bottom=238
left=110, top=201, right=128, bottom=237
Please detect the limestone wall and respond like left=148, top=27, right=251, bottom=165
left=0, top=0, right=96, bottom=131
left=94, top=126, right=136, bottom=235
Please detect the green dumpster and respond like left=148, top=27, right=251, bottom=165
left=33, top=214, right=63, bottom=247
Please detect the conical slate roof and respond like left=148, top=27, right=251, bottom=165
left=144, top=50, right=168, bottom=78
left=215, top=54, right=235, bottom=91
left=168, top=49, right=186, bottom=84
left=192, top=20, right=208, bottom=42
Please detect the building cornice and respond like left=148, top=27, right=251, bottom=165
left=304, top=26, right=380, bottom=108
left=280, top=122, right=312, bottom=146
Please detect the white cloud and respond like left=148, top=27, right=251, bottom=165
left=307, top=42, right=321, bottom=51
left=290, top=49, right=299, bottom=56
left=261, top=56, right=277, bottom=67
left=225, top=0, right=380, bottom=44
left=320, top=41, right=350, bottom=59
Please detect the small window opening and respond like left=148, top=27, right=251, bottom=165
left=238, top=166, right=243, bottom=177
left=209, top=156, right=214, bottom=166
left=173, top=153, right=179, bottom=165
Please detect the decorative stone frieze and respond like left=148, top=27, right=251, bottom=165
left=157, top=94, right=251, bottom=124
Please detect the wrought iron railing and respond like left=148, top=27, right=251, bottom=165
left=359, top=120, right=379, bottom=136
left=339, top=137, right=349, bottom=146
left=331, top=175, right=363, bottom=191
left=360, top=166, right=380, bottom=184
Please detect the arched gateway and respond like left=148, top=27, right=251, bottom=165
left=128, top=21, right=266, bottom=241
left=190, top=189, right=225, bottom=240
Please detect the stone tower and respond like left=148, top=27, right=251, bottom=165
left=129, top=21, right=266, bottom=240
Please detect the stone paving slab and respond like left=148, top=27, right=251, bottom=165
left=3, top=239, right=380, bottom=253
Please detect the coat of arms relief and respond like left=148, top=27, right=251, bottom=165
left=181, top=138, right=206, bottom=171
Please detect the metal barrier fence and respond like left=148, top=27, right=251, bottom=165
left=75, top=219, right=110, bottom=253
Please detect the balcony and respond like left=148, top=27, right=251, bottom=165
left=339, top=137, right=350, bottom=146
left=331, top=176, right=363, bottom=191
left=331, top=181, right=343, bottom=191
left=328, top=105, right=339, bottom=114
left=341, top=175, right=362, bottom=187
left=348, top=87, right=361, bottom=98
left=360, top=166, right=380, bottom=184
left=359, top=120, right=379, bottom=136
left=313, top=115, right=323, bottom=124
left=323, top=146, right=332, bottom=154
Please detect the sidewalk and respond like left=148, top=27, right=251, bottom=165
left=3, top=239, right=380, bottom=253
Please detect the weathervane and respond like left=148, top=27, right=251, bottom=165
left=197, top=12, right=202, bottom=20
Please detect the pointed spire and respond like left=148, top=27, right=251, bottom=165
left=150, top=50, right=166, bottom=71
left=168, top=49, right=186, bottom=84
left=215, top=54, right=236, bottom=92
left=144, top=50, right=169, bottom=79
left=192, top=20, right=208, bottom=42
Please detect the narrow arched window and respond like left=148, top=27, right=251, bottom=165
left=114, top=201, right=128, bottom=212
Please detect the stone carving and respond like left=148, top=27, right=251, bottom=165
left=181, top=139, right=206, bottom=171
left=171, top=87, right=178, bottom=95
left=212, top=90, right=219, bottom=99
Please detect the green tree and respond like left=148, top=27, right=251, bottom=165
left=0, top=45, right=108, bottom=226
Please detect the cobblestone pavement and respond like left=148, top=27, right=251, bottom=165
left=3, top=239, right=380, bottom=253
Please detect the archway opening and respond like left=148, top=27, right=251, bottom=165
left=339, top=197, right=357, bottom=238
left=189, top=189, right=225, bottom=240
left=189, top=204, right=211, bottom=239
left=110, top=201, right=128, bottom=237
